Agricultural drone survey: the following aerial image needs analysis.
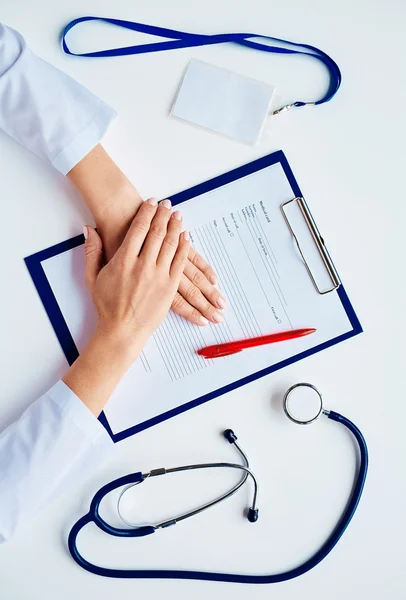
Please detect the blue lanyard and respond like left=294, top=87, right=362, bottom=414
left=62, top=17, right=342, bottom=114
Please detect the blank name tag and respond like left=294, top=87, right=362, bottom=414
left=171, top=60, right=276, bottom=145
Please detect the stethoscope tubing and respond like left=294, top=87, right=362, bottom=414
left=68, top=410, right=368, bottom=583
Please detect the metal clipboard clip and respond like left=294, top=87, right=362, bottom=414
left=281, top=197, right=341, bottom=295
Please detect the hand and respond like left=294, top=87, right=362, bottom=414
left=85, top=197, right=189, bottom=345
left=96, top=193, right=226, bottom=327
left=63, top=198, right=189, bottom=416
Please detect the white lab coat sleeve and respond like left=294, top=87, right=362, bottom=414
left=0, top=380, right=114, bottom=543
left=0, top=23, right=117, bottom=175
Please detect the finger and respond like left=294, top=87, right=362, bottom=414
left=170, top=230, right=190, bottom=282
left=183, top=260, right=227, bottom=310
left=83, top=226, right=103, bottom=292
left=142, top=199, right=173, bottom=262
left=171, top=292, right=209, bottom=326
left=116, top=198, right=158, bottom=261
left=157, top=209, right=183, bottom=268
left=187, top=246, right=218, bottom=285
left=177, top=274, right=224, bottom=324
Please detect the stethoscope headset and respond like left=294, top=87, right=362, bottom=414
left=68, top=383, right=368, bottom=584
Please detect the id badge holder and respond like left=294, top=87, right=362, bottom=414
left=171, top=60, right=283, bottom=146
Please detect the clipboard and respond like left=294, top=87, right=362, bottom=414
left=25, top=150, right=362, bottom=442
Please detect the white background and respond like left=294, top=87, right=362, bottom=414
left=0, top=0, right=404, bottom=598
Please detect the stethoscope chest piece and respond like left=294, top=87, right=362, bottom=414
left=283, top=383, right=329, bottom=425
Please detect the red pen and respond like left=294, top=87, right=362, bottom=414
left=197, top=328, right=316, bottom=359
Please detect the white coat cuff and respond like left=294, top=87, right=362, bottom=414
left=51, top=101, right=117, bottom=176
left=46, top=379, right=113, bottom=449
left=0, top=380, right=114, bottom=543
left=0, top=24, right=118, bottom=176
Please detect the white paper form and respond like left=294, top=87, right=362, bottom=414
left=41, top=162, right=353, bottom=435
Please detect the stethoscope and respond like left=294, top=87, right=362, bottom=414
left=68, top=383, right=368, bottom=583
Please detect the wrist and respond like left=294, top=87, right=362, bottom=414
left=62, top=324, right=150, bottom=416
left=67, top=144, right=142, bottom=224
left=92, top=322, right=150, bottom=364
left=94, top=177, right=141, bottom=228
left=94, top=178, right=143, bottom=261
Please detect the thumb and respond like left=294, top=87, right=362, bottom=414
left=83, top=226, right=103, bottom=292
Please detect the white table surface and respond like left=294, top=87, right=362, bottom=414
left=0, top=0, right=404, bottom=598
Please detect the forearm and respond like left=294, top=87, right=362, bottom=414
left=67, top=144, right=144, bottom=259
left=67, top=144, right=142, bottom=219
left=62, top=326, right=148, bottom=417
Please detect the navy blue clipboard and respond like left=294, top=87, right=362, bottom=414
left=25, top=150, right=362, bottom=442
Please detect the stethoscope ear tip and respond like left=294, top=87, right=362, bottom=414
left=247, top=508, right=259, bottom=523
left=223, top=429, right=238, bottom=443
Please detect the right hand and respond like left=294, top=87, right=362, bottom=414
left=83, top=197, right=190, bottom=350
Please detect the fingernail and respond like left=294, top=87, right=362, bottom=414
left=83, top=226, right=88, bottom=240
left=213, top=311, right=223, bottom=323
left=147, top=197, right=158, bottom=205
left=183, top=230, right=190, bottom=241
left=209, top=273, right=218, bottom=285
left=217, top=296, right=227, bottom=309
left=199, top=316, right=209, bottom=326
left=162, top=199, right=171, bottom=209
left=173, top=210, right=182, bottom=221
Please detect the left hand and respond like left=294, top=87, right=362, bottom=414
left=97, top=191, right=226, bottom=326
